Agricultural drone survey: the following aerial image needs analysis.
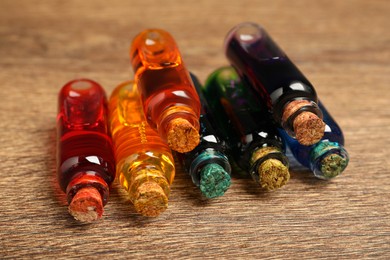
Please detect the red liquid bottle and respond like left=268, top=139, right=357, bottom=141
left=57, top=79, right=115, bottom=222
left=130, top=29, right=201, bottom=153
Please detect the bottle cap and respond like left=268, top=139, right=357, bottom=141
left=167, top=118, right=200, bottom=153
left=133, top=181, right=169, bottom=217
left=311, top=141, right=349, bottom=179
left=258, top=159, right=290, bottom=190
left=294, top=112, right=325, bottom=146
left=68, top=186, right=103, bottom=222
left=282, top=100, right=325, bottom=146
left=320, top=153, right=349, bottom=179
left=199, top=163, right=231, bottom=199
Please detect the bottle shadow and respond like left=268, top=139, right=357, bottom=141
left=226, top=158, right=272, bottom=198
left=231, top=168, right=274, bottom=199
left=106, top=182, right=162, bottom=227
left=287, top=154, right=333, bottom=187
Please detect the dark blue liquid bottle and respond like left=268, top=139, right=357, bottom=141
left=280, top=102, right=349, bottom=179
left=177, top=74, right=232, bottom=199
left=203, top=66, right=290, bottom=190
left=225, top=22, right=325, bottom=146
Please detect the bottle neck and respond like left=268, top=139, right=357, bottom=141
left=66, top=173, right=108, bottom=206
left=189, top=149, right=231, bottom=185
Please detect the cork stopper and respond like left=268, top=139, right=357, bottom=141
left=166, top=118, right=200, bottom=153
left=133, top=181, right=168, bottom=217
left=258, top=159, right=290, bottom=190
left=282, top=100, right=325, bottom=146
left=199, top=163, right=231, bottom=199
left=320, top=153, right=348, bottom=179
left=68, top=187, right=103, bottom=222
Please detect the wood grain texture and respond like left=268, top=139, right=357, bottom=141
left=0, top=0, right=389, bottom=258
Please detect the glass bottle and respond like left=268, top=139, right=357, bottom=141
left=177, top=73, right=231, bottom=199
left=109, top=81, right=175, bottom=217
left=57, top=79, right=115, bottom=222
left=225, top=22, right=325, bottom=146
left=280, top=101, right=349, bottom=179
left=130, top=29, right=201, bottom=153
left=204, top=67, right=290, bottom=190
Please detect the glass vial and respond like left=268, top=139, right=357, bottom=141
left=57, top=79, right=115, bottom=222
left=109, top=81, right=175, bottom=217
left=130, top=29, right=201, bottom=153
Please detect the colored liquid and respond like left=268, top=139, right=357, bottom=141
left=130, top=29, right=200, bottom=142
left=109, top=81, right=175, bottom=216
left=225, top=22, right=318, bottom=122
left=57, top=79, right=115, bottom=205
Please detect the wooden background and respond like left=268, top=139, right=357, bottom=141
left=1, top=0, right=389, bottom=258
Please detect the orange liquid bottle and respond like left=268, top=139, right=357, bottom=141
left=130, top=29, right=201, bottom=153
left=109, top=81, right=175, bottom=217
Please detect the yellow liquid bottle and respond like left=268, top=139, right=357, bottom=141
left=109, top=81, right=175, bottom=217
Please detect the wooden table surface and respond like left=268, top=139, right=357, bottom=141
left=1, top=0, right=389, bottom=258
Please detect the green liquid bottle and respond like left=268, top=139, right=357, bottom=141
left=203, top=67, right=290, bottom=190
